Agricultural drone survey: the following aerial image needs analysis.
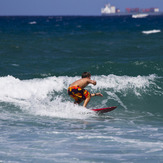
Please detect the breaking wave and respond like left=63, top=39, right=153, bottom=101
left=0, top=74, right=162, bottom=118
left=142, top=29, right=161, bottom=34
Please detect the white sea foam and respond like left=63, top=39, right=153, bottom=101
left=142, top=29, right=161, bottom=34
left=92, top=74, right=157, bottom=96
left=29, top=21, right=37, bottom=25
left=11, top=64, right=19, bottom=67
left=77, top=134, right=163, bottom=153
left=0, top=74, right=159, bottom=118
left=0, top=75, right=64, bottom=100
left=0, top=74, right=157, bottom=101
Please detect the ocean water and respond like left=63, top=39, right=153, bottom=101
left=0, top=16, right=163, bottom=162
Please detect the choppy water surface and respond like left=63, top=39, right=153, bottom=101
left=0, top=16, right=163, bottom=162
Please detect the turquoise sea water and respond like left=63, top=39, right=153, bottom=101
left=0, top=16, right=163, bottom=162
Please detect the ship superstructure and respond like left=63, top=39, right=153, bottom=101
left=101, top=3, right=120, bottom=15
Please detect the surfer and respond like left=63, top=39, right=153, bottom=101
left=68, top=72, right=103, bottom=107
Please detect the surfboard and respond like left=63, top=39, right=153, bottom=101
left=91, top=106, right=117, bottom=114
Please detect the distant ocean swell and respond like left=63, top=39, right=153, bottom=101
left=89, top=61, right=163, bottom=76
left=0, top=74, right=162, bottom=119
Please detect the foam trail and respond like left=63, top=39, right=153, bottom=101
left=0, top=75, right=96, bottom=119
left=25, top=98, right=94, bottom=119
left=142, top=29, right=161, bottom=34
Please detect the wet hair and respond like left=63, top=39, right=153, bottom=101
left=82, top=72, right=91, bottom=78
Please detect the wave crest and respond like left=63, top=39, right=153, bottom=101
left=0, top=74, right=162, bottom=117
left=142, top=29, right=161, bottom=34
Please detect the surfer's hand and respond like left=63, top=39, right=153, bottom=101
left=96, top=93, right=103, bottom=97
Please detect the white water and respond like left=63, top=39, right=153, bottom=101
left=142, top=29, right=161, bottom=34
left=0, top=74, right=160, bottom=119
left=28, top=21, right=37, bottom=25
left=0, top=75, right=163, bottom=163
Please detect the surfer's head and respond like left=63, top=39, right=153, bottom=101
left=82, top=72, right=91, bottom=78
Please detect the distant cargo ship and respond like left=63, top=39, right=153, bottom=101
left=101, top=3, right=162, bottom=16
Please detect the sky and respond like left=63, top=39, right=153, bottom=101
left=0, top=0, right=163, bottom=16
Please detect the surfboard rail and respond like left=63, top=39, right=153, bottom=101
left=91, top=106, right=117, bottom=113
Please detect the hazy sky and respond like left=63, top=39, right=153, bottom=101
left=0, top=0, right=162, bottom=16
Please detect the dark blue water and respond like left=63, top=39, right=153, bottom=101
left=0, top=16, right=163, bottom=162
